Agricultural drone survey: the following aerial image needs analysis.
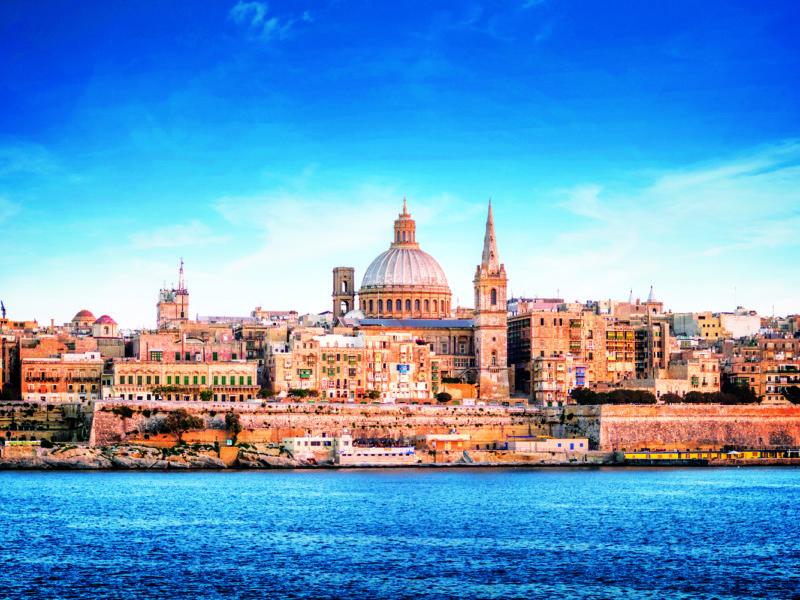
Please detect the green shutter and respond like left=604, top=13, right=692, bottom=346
left=193, top=376, right=198, bottom=385
left=201, top=376, right=206, bottom=384
left=184, top=376, right=189, bottom=385
left=119, top=375, right=124, bottom=385
left=175, top=352, right=180, bottom=361
left=167, top=375, right=172, bottom=384
left=222, top=376, right=227, bottom=385
left=213, top=352, right=218, bottom=361
left=232, top=353, right=237, bottom=360
left=155, top=376, right=160, bottom=385
left=247, top=376, right=252, bottom=385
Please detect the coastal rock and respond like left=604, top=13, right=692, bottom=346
left=41, top=447, right=113, bottom=470
left=236, top=449, right=302, bottom=469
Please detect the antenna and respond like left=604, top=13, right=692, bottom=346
left=178, top=258, right=185, bottom=293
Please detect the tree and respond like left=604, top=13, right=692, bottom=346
left=199, top=389, right=213, bottom=402
left=225, top=411, right=243, bottom=444
left=161, top=409, right=204, bottom=440
left=782, top=386, right=800, bottom=405
left=436, top=392, right=452, bottom=403
left=660, top=392, right=684, bottom=404
left=112, top=406, right=135, bottom=419
left=288, top=388, right=309, bottom=399
left=364, top=390, right=381, bottom=400
left=570, top=387, right=595, bottom=405
left=257, top=388, right=276, bottom=399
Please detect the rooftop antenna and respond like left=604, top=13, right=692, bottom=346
left=178, top=258, right=185, bottom=293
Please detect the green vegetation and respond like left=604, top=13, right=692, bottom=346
left=225, top=411, right=243, bottom=444
left=112, top=406, right=135, bottom=419
left=257, top=388, right=276, bottom=399
left=199, top=389, right=213, bottom=402
left=782, top=387, right=800, bottom=405
left=141, top=409, right=151, bottom=418
left=436, top=392, right=453, bottom=403
left=570, top=388, right=657, bottom=405
left=364, top=390, right=380, bottom=400
left=160, top=409, right=204, bottom=440
left=40, top=438, right=54, bottom=449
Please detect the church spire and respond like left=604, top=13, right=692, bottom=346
left=481, top=199, right=499, bottom=271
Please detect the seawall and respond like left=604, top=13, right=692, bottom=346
left=600, top=404, right=800, bottom=451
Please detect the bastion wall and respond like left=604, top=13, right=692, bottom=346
left=599, top=404, right=800, bottom=451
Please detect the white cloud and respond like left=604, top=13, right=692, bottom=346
left=228, top=1, right=297, bottom=41
left=518, top=141, right=800, bottom=315
left=128, top=220, right=231, bottom=250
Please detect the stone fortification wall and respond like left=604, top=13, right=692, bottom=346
left=600, top=404, right=800, bottom=451
left=90, top=401, right=547, bottom=448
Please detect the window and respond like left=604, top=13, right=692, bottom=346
left=491, top=288, right=497, bottom=305
left=387, top=300, right=392, bottom=313
left=201, top=376, right=206, bottom=385
left=222, top=376, right=227, bottom=385
left=232, top=353, right=237, bottom=360
left=193, top=376, right=198, bottom=385
left=247, top=376, right=252, bottom=385
left=175, top=352, right=181, bottom=361
left=150, top=351, right=162, bottom=362
left=128, top=375, right=133, bottom=384
left=212, top=352, right=218, bottom=361
left=146, top=375, right=151, bottom=385
left=424, top=300, right=429, bottom=312
left=185, top=352, right=190, bottom=361
left=433, top=300, right=438, bottom=312
left=405, top=299, right=411, bottom=312
left=378, top=300, right=383, bottom=313
left=415, top=299, right=420, bottom=311
left=167, top=376, right=172, bottom=384
left=239, top=376, right=244, bottom=385
left=369, top=300, right=374, bottom=313
left=214, top=376, right=219, bottom=385
left=184, top=376, right=189, bottom=385
left=137, top=376, right=143, bottom=386
left=119, top=376, right=124, bottom=385
left=155, top=376, right=160, bottom=385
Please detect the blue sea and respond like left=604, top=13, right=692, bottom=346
left=0, top=467, right=798, bottom=599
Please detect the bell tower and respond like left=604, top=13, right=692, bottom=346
left=332, top=267, right=356, bottom=318
left=473, top=200, right=509, bottom=400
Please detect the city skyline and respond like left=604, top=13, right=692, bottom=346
left=2, top=0, right=800, bottom=327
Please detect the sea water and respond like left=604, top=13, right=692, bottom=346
left=0, top=467, right=798, bottom=599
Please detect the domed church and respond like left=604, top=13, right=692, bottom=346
left=350, top=199, right=452, bottom=319
left=331, top=199, right=510, bottom=399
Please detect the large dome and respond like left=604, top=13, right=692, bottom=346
left=361, top=247, right=449, bottom=290
left=356, top=200, right=452, bottom=320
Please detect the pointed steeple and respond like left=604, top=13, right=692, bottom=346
left=481, top=199, right=499, bottom=271
left=629, top=288, right=634, bottom=304
left=647, top=285, right=656, bottom=303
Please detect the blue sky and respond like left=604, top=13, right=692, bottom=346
left=2, top=0, right=799, bottom=327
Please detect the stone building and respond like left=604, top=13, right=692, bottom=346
left=330, top=199, right=510, bottom=399
left=472, top=201, right=509, bottom=400
left=156, top=260, right=190, bottom=330
left=111, top=360, right=258, bottom=402
left=22, top=352, right=103, bottom=402
left=266, top=329, right=441, bottom=402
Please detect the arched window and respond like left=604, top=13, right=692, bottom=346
left=491, top=351, right=497, bottom=366
left=396, top=299, right=401, bottom=312
left=341, top=280, right=348, bottom=293
left=386, top=300, right=392, bottom=313
left=104, top=326, right=109, bottom=335
left=402, top=231, right=406, bottom=242
left=405, top=299, right=411, bottom=312
left=396, top=231, right=401, bottom=243
left=340, top=301, right=348, bottom=315
left=378, top=300, right=383, bottom=313
left=415, top=299, right=420, bottom=312
left=433, top=299, right=438, bottom=313
left=491, top=288, right=497, bottom=306
left=424, top=300, right=429, bottom=312
left=361, top=300, right=366, bottom=311
left=369, top=300, right=374, bottom=314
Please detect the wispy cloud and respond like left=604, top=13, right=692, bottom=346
left=0, top=142, right=60, bottom=178
left=228, top=1, right=304, bottom=41
left=527, top=140, right=800, bottom=312
left=128, top=220, right=231, bottom=250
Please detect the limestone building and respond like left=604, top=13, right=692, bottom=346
left=328, top=199, right=510, bottom=399
left=157, top=261, right=190, bottom=330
